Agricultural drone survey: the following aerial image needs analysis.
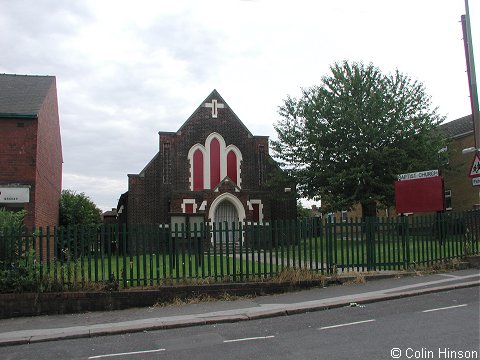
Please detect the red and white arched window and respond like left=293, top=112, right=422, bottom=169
left=188, top=132, right=242, bottom=191
left=210, top=137, right=221, bottom=188
left=193, top=149, right=204, bottom=191
left=227, top=150, right=237, bottom=184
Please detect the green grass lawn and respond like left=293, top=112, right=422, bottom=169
left=37, top=251, right=282, bottom=288
left=276, top=232, right=477, bottom=271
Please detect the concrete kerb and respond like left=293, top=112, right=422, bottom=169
left=0, top=275, right=478, bottom=347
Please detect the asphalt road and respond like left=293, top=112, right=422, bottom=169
left=4, top=286, right=479, bottom=360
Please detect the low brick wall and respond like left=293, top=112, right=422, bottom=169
left=0, top=280, right=335, bottom=319
left=0, top=271, right=427, bottom=319
left=466, top=255, right=480, bottom=269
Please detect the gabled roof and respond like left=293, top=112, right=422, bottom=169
left=0, top=74, right=55, bottom=117
left=176, top=89, right=254, bottom=137
left=439, top=114, right=473, bottom=138
left=212, top=176, right=242, bottom=193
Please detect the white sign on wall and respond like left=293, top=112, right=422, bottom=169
left=397, top=170, right=439, bottom=181
left=0, top=187, right=30, bottom=203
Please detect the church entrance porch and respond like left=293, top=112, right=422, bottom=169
left=213, top=199, right=239, bottom=244
left=208, top=193, right=246, bottom=246
left=214, top=200, right=238, bottom=227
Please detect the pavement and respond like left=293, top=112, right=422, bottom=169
left=0, top=268, right=478, bottom=347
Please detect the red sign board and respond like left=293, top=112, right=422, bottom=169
left=395, top=176, right=444, bottom=213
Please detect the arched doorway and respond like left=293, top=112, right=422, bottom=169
left=214, top=200, right=238, bottom=227
left=209, top=193, right=246, bottom=244
left=214, top=200, right=238, bottom=243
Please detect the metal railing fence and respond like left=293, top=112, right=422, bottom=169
left=1, top=210, right=478, bottom=289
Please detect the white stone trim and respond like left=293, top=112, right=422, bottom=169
left=181, top=199, right=197, bottom=213
left=249, top=199, right=263, bottom=224
left=208, top=193, right=246, bottom=223
left=225, top=144, right=243, bottom=189
left=187, top=144, right=207, bottom=191
left=204, top=99, right=225, bottom=118
left=199, top=200, right=207, bottom=211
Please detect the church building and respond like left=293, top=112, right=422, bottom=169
left=120, top=90, right=296, bottom=229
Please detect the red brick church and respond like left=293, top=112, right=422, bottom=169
left=118, top=90, right=296, bottom=228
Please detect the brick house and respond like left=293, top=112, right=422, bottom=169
left=440, top=114, right=478, bottom=211
left=121, top=90, right=296, bottom=230
left=0, top=74, right=63, bottom=229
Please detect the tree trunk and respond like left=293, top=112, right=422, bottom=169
left=361, top=201, right=377, bottom=219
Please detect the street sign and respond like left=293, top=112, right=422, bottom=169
left=469, top=153, right=480, bottom=178
left=473, top=177, right=480, bottom=186
left=397, top=170, right=439, bottom=181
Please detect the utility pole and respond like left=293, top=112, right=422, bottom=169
left=462, top=0, right=480, bottom=148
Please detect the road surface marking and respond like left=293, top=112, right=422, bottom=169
left=88, top=348, right=166, bottom=359
left=422, top=304, right=468, bottom=313
left=224, top=335, right=275, bottom=343
left=438, top=274, right=460, bottom=278
left=318, top=319, right=376, bottom=330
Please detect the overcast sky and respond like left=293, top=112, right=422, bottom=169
left=1, top=0, right=479, bottom=212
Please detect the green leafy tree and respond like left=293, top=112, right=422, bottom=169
left=297, top=201, right=311, bottom=219
left=0, top=207, right=27, bottom=264
left=59, top=190, right=102, bottom=226
left=0, top=208, right=26, bottom=230
left=272, top=61, right=447, bottom=217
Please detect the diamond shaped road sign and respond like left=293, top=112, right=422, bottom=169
left=469, top=153, right=480, bottom=178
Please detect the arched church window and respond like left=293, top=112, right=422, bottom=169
left=210, top=138, right=221, bottom=188
left=193, top=149, right=204, bottom=191
left=227, top=150, right=237, bottom=184
left=188, top=133, right=242, bottom=191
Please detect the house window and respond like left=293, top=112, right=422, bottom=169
left=341, top=210, right=348, bottom=223
left=445, top=190, right=452, bottom=211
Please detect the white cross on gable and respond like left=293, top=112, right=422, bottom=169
left=204, top=99, right=225, bottom=118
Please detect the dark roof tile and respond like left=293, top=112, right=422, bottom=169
left=439, top=114, right=473, bottom=137
left=0, top=74, right=55, bottom=116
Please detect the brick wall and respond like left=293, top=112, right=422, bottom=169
left=444, top=133, right=478, bottom=211
left=34, top=79, right=62, bottom=228
left=0, top=117, right=38, bottom=228
left=0, top=79, right=62, bottom=232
